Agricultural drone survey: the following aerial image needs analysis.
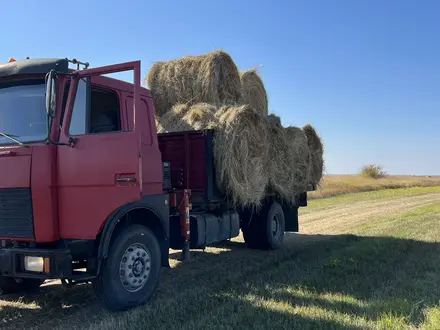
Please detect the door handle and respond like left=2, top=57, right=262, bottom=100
left=116, top=177, right=137, bottom=183
left=0, top=151, right=14, bottom=157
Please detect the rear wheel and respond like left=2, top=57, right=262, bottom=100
left=243, top=201, right=285, bottom=250
left=0, top=276, right=44, bottom=295
left=93, top=224, right=161, bottom=311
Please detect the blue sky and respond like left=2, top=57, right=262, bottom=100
left=2, top=0, right=439, bottom=175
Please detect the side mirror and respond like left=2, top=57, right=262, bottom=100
left=45, top=70, right=57, bottom=118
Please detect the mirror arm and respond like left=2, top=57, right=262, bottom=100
left=68, top=136, right=78, bottom=147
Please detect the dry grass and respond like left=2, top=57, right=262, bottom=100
left=157, top=103, right=218, bottom=133
left=213, top=105, right=269, bottom=208
left=285, top=126, right=311, bottom=194
left=239, top=69, right=268, bottom=116
left=309, top=174, right=440, bottom=199
left=303, top=124, right=324, bottom=185
left=146, top=50, right=241, bottom=117
left=264, top=114, right=293, bottom=201
left=156, top=103, right=192, bottom=133
left=181, top=103, right=218, bottom=130
left=263, top=115, right=309, bottom=204
left=2, top=187, right=440, bottom=329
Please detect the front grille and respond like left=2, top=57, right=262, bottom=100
left=0, top=188, right=34, bottom=239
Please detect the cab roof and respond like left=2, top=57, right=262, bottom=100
left=0, top=58, right=69, bottom=78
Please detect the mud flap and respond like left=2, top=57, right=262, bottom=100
left=283, top=204, right=299, bottom=232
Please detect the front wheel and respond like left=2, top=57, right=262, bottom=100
left=93, top=224, right=162, bottom=311
left=0, top=276, right=45, bottom=295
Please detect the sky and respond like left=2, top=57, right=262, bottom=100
left=1, top=0, right=439, bottom=175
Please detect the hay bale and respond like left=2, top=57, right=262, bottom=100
left=284, top=126, right=311, bottom=194
left=240, top=69, right=268, bottom=116
left=157, top=103, right=218, bottom=132
left=214, top=105, right=269, bottom=207
left=303, top=124, right=324, bottom=185
left=264, top=114, right=296, bottom=201
left=155, top=117, right=165, bottom=133
left=181, top=103, right=218, bottom=130
left=156, top=103, right=192, bottom=132
left=146, top=50, right=241, bottom=117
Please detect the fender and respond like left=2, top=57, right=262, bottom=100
left=97, top=194, right=169, bottom=265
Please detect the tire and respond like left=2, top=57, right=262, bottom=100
left=242, top=217, right=264, bottom=249
left=243, top=201, right=285, bottom=250
left=92, top=224, right=161, bottom=311
left=0, top=276, right=45, bottom=295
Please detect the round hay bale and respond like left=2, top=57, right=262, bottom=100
left=264, top=114, right=295, bottom=201
left=214, top=105, right=269, bottom=208
left=157, top=103, right=192, bottom=132
left=285, top=126, right=311, bottom=195
left=240, top=69, right=268, bottom=116
left=181, top=103, right=218, bottom=130
left=155, top=117, right=166, bottom=133
left=303, top=124, right=324, bottom=185
left=156, top=103, right=218, bottom=132
left=146, top=50, right=241, bottom=117
left=147, top=61, right=168, bottom=117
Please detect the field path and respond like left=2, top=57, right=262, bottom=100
left=1, top=189, right=439, bottom=329
left=301, top=193, right=440, bottom=234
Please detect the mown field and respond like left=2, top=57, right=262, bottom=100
left=309, top=175, right=440, bottom=199
left=1, top=186, right=440, bottom=329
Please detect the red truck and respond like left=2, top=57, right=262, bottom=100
left=0, top=57, right=313, bottom=311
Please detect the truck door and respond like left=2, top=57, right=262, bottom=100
left=57, top=62, right=143, bottom=239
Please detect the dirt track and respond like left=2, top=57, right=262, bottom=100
left=1, top=191, right=440, bottom=329
left=301, top=193, right=440, bottom=234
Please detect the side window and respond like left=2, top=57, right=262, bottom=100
left=90, top=87, right=120, bottom=133
left=69, top=79, right=121, bottom=135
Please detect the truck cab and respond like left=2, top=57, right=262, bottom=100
left=0, top=58, right=170, bottom=310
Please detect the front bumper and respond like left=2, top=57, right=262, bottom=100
left=0, top=248, right=72, bottom=279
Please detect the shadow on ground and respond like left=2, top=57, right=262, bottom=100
left=0, top=233, right=439, bottom=329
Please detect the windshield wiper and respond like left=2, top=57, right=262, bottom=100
left=0, top=132, right=28, bottom=147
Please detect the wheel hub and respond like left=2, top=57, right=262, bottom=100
left=271, top=214, right=281, bottom=239
left=119, top=243, right=151, bottom=292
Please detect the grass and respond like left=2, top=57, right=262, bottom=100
left=304, top=185, right=440, bottom=212
left=90, top=196, right=440, bottom=330
left=309, top=174, right=440, bottom=199
left=1, top=187, right=440, bottom=329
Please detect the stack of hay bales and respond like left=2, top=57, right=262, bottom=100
left=146, top=50, right=241, bottom=118
left=148, top=50, right=324, bottom=208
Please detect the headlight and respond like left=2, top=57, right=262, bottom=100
left=24, top=256, right=44, bottom=272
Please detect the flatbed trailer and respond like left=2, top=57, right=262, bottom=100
left=159, top=129, right=309, bottom=255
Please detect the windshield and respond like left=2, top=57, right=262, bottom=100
left=0, top=79, right=48, bottom=146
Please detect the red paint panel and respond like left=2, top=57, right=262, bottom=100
left=31, top=145, right=59, bottom=242
left=125, top=96, right=163, bottom=196
left=158, top=131, right=208, bottom=196
left=188, top=134, right=207, bottom=192
left=57, top=131, right=141, bottom=239
left=0, top=149, right=31, bottom=188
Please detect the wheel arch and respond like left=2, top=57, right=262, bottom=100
left=96, top=194, right=170, bottom=271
